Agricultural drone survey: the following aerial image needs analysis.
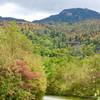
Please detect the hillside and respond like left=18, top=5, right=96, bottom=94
left=1, top=8, right=100, bottom=24
left=0, top=19, right=100, bottom=49
left=0, top=16, right=27, bottom=22
left=33, top=8, right=100, bottom=23
left=0, top=11, right=100, bottom=99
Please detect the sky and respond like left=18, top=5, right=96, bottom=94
left=0, top=0, right=100, bottom=21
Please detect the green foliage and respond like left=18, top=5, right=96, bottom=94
left=44, top=55, right=100, bottom=97
left=20, top=20, right=100, bottom=98
left=0, top=20, right=100, bottom=99
left=0, top=22, right=46, bottom=100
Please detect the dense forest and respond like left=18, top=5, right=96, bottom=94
left=0, top=19, right=100, bottom=100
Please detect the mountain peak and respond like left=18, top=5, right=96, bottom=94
left=60, top=8, right=99, bottom=15
left=33, top=8, right=100, bottom=23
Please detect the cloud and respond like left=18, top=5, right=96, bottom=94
left=0, top=3, right=21, bottom=17
left=1, top=0, right=100, bottom=12
left=0, top=2, right=53, bottom=21
left=0, top=0, right=100, bottom=21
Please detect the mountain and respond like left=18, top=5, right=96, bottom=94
left=33, top=8, right=100, bottom=23
left=0, top=16, right=27, bottom=22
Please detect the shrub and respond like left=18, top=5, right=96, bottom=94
left=0, top=22, right=46, bottom=100
left=44, top=55, right=100, bottom=97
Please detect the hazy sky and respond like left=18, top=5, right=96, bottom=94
left=0, top=0, right=100, bottom=21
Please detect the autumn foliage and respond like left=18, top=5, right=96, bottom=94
left=16, top=60, right=41, bottom=80
left=0, top=22, right=46, bottom=100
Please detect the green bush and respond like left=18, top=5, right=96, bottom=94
left=44, top=55, right=100, bottom=97
left=0, top=22, right=46, bottom=100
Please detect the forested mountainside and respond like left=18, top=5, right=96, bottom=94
left=1, top=8, right=100, bottom=24
left=33, top=8, right=100, bottom=23
left=0, top=9, right=100, bottom=99
left=0, top=16, right=27, bottom=22
left=1, top=19, right=100, bottom=50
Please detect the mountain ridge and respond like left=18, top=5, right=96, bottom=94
left=0, top=16, right=28, bottom=22
left=0, top=8, right=100, bottom=23
left=33, top=8, right=100, bottom=23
